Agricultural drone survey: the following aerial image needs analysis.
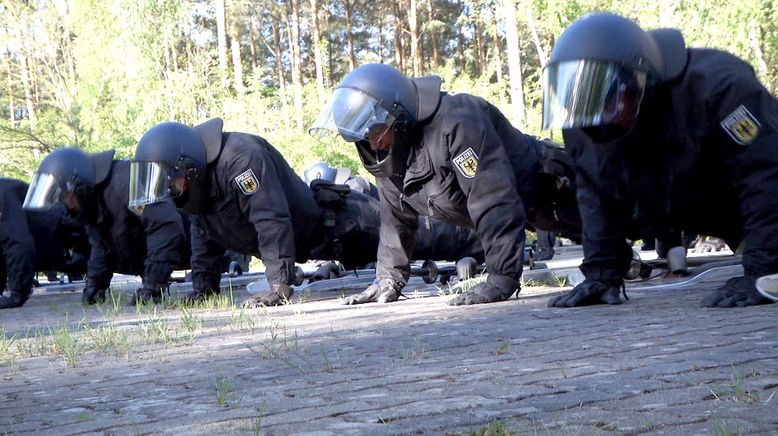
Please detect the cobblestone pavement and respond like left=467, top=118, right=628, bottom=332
left=1, top=264, right=776, bottom=435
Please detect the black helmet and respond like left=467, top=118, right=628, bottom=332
left=541, top=12, right=686, bottom=131
left=23, top=147, right=95, bottom=210
left=129, top=121, right=207, bottom=213
left=309, top=63, right=442, bottom=178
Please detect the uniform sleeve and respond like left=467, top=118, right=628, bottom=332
left=375, top=178, right=419, bottom=284
left=231, top=148, right=296, bottom=287
left=0, top=190, right=35, bottom=294
left=85, top=224, right=113, bottom=290
left=140, top=201, right=187, bottom=287
left=563, top=130, right=634, bottom=281
left=189, top=216, right=225, bottom=291
left=711, top=73, right=778, bottom=277
left=445, top=116, right=526, bottom=287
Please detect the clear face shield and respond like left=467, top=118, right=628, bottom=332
left=541, top=60, right=647, bottom=130
left=128, top=161, right=186, bottom=214
left=309, top=87, right=397, bottom=143
left=23, top=172, right=77, bottom=210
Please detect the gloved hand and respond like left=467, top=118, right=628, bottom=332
left=82, top=278, right=109, bottom=305
left=701, top=276, right=773, bottom=307
left=242, top=284, right=293, bottom=308
left=309, top=262, right=342, bottom=283
left=343, top=279, right=402, bottom=305
left=548, top=279, right=623, bottom=307
left=447, top=281, right=517, bottom=306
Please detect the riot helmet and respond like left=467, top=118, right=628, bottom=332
left=541, top=12, right=686, bottom=134
left=310, top=63, right=441, bottom=178
left=130, top=121, right=208, bottom=213
left=23, top=147, right=96, bottom=216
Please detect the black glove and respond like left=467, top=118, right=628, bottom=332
left=82, top=278, right=109, bottom=305
left=0, top=290, right=30, bottom=309
left=309, top=262, right=342, bottom=283
left=701, top=276, right=773, bottom=307
left=343, top=279, right=402, bottom=305
left=242, top=283, right=293, bottom=308
left=447, top=281, right=517, bottom=306
left=548, top=279, right=623, bottom=307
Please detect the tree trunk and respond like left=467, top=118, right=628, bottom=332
left=376, top=3, right=385, bottom=64
left=310, top=0, right=325, bottom=103
left=405, top=0, right=422, bottom=76
left=502, top=0, right=525, bottom=126
left=457, top=0, right=465, bottom=74
left=490, top=8, right=503, bottom=85
left=525, top=1, right=546, bottom=67
left=343, top=0, right=356, bottom=70
left=248, top=14, right=258, bottom=73
left=229, top=23, right=245, bottom=96
left=215, top=0, right=229, bottom=89
left=17, top=28, right=35, bottom=130
left=392, top=0, right=405, bottom=72
left=473, top=2, right=485, bottom=77
left=5, top=49, right=14, bottom=128
left=288, top=0, right=304, bottom=129
left=271, top=17, right=289, bottom=130
left=425, top=0, right=439, bottom=68
left=748, top=26, right=769, bottom=80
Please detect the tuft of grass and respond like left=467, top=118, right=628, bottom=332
left=179, top=306, right=203, bottom=339
left=88, top=322, right=132, bottom=356
left=466, top=418, right=515, bottom=436
left=138, top=308, right=175, bottom=346
left=494, top=341, right=509, bottom=356
left=0, top=329, right=18, bottom=366
left=248, top=402, right=265, bottom=435
left=48, top=324, right=81, bottom=367
left=729, top=366, right=759, bottom=404
left=213, top=374, right=243, bottom=408
left=15, top=328, right=48, bottom=358
left=711, top=417, right=742, bottom=436
left=399, top=336, right=427, bottom=361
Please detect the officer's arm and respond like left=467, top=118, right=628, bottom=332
left=189, top=216, right=225, bottom=292
left=564, top=131, right=632, bottom=281
left=233, top=148, right=296, bottom=287
left=139, top=201, right=187, bottom=288
left=712, top=76, right=778, bottom=278
left=0, top=190, right=35, bottom=294
left=563, top=130, right=633, bottom=281
left=375, top=178, right=419, bottom=284
left=84, top=225, right=114, bottom=291
left=446, top=119, right=525, bottom=289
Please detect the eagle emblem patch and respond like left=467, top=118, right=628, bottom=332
left=721, top=104, right=760, bottom=145
left=453, top=147, right=479, bottom=178
left=234, top=169, right=259, bottom=195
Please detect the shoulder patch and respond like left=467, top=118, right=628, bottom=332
left=720, top=104, right=761, bottom=145
left=452, top=147, right=479, bottom=178
left=234, top=169, right=259, bottom=195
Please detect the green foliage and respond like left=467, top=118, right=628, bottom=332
left=0, top=0, right=775, bottom=180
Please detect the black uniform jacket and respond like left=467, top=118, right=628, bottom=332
left=0, top=178, right=84, bottom=294
left=376, top=92, right=546, bottom=289
left=85, top=160, right=189, bottom=289
left=189, top=127, right=323, bottom=291
left=565, top=48, right=778, bottom=281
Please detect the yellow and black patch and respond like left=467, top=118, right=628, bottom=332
left=720, top=104, right=761, bottom=145
left=234, top=169, right=259, bottom=195
left=453, top=147, right=479, bottom=178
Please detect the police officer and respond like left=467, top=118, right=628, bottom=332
left=24, top=147, right=190, bottom=305
left=0, top=178, right=88, bottom=308
left=310, top=63, right=582, bottom=305
left=541, top=12, right=778, bottom=308
left=302, top=161, right=485, bottom=272
left=131, top=119, right=489, bottom=307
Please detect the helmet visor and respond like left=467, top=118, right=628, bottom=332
left=309, top=87, right=396, bottom=142
left=128, top=161, right=184, bottom=213
left=541, top=60, right=646, bottom=130
left=23, top=172, right=71, bottom=210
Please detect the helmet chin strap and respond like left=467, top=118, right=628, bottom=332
left=355, top=114, right=416, bottom=179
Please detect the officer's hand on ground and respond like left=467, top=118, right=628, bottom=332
left=548, top=279, right=622, bottom=307
left=242, top=284, right=293, bottom=308
left=309, top=262, right=341, bottom=283
left=343, top=279, right=402, bottom=305
left=82, top=284, right=107, bottom=305
left=701, top=276, right=773, bottom=307
left=447, top=281, right=517, bottom=306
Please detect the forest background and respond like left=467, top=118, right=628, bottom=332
left=1, top=0, right=776, bottom=181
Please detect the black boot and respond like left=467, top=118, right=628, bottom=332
left=128, top=287, right=163, bottom=306
left=183, top=287, right=219, bottom=304
left=0, top=291, right=31, bottom=309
